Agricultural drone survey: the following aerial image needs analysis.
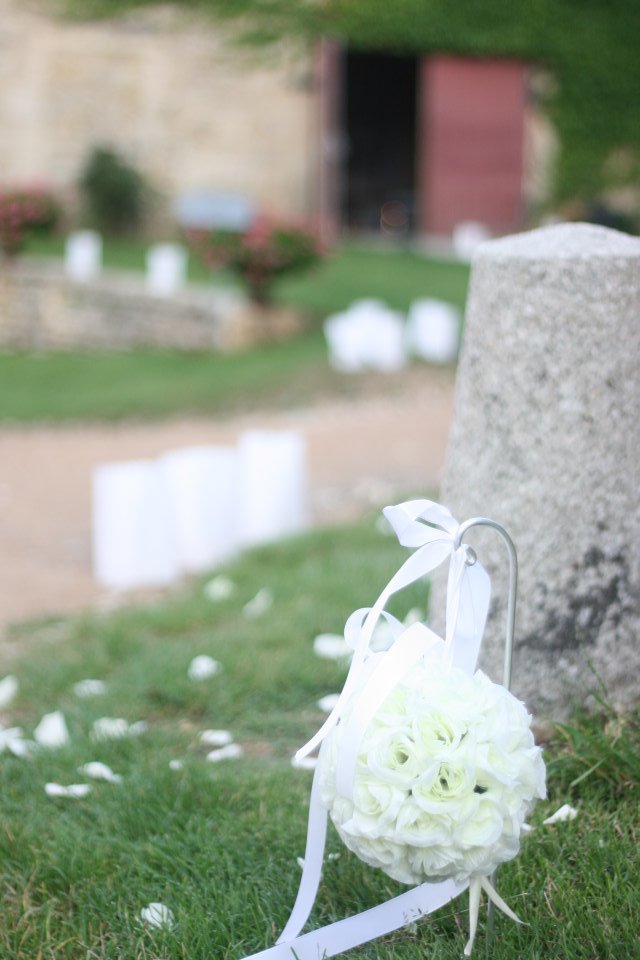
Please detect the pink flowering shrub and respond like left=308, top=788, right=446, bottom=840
left=0, top=187, right=60, bottom=258
left=187, top=216, right=325, bottom=305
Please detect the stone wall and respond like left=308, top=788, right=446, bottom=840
left=0, top=1, right=315, bottom=219
left=0, top=261, right=302, bottom=352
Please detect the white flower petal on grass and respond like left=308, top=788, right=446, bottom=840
left=242, top=588, right=273, bottom=620
left=169, top=759, right=184, bottom=771
left=543, top=803, right=578, bottom=825
left=206, top=743, right=243, bottom=763
left=187, top=655, right=222, bottom=681
left=128, top=720, right=148, bottom=737
left=78, top=761, right=123, bottom=784
left=0, top=726, right=37, bottom=759
left=45, top=782, right=91, bottom=799
left=203, top=575, right=236, bottom=602
left=73, top=679, right=107, bottom=698
left=296, top=856, right=305, bottom=869
left=199, top=729, right=233, bottom=747
left=313, top=634, right=352, bottom=661
left=0, top=674, right=19, bottom=708
left=91, top=717, right=130, bottom=741
left=0, top=726, right=24, bottom=751
left=91, top=717, right=147, bottom=741
left=34, top=711, right=70, bottom=749
left=291, top=754, right=317, bottom=771
left=317, top=693, right=340, bottom=713
left=8, top=737, right=37, bottom=758
left=138, top=902, right=175, bottom=930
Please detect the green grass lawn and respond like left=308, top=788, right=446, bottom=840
left=0, top=239, right=468, bottom=423
left=1, top=516, right=637, bottom=959
left=0, top=331, right=341, bottom=422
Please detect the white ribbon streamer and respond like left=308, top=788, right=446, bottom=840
left=240, top=499, right=496, bottom=960
left=248, top=878, right=468, bottom=960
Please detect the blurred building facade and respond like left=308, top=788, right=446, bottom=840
left=0, top=0, right=553, bottom=240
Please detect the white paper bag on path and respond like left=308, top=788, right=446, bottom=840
left=159, top=445, right=239, bottom=571
left=92, top=460, right=179, bottom=589
left=236, top=430, right=307, bottom=547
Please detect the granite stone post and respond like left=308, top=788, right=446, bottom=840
left=439, top=223, right=640, bottom=717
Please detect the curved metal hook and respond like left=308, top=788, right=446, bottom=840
left=454, top=517, right=518, bottom=941
left=453, top=518, right=518, bottom=694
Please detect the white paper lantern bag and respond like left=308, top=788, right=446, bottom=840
left=236, top=430, right=307, bottom=547
left=406, top=298, right=460, bottom=363
left=64, top=230, right=102, bottom=283
left=145, top=243, right=188, bottom=297
left=324, top=300, right=407, bottom=373
left=239, top=498, right=546, bottom=960
left=159, top=445, right=239, bottom=572
left=92, top=459, right=179, bottom=589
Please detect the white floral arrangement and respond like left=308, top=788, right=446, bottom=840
left=318, top=659, right=546, bottom=887
left=245, top=500, right=547, bottom=960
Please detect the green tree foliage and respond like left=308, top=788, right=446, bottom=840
left=64, top=0, right=640, bottom=210
left=79, top=145, right=149, bottom=236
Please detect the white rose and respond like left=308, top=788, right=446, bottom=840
left=365, top=729, right=423, bottom=787
left=351, top=775, right=406, bottom=835
left=394, top=800, right=450, bottom=848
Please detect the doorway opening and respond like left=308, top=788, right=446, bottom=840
left=342, top=49, right=418, bottom=236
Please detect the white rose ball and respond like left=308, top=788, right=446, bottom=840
left=318, top=660, right=546, bottom=885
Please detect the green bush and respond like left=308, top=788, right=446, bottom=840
left=79, top=145, right=148, bottom=235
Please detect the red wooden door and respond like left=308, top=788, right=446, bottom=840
left=418, top=56, right=527, bottom=236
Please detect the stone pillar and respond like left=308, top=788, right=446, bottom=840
left=440, top=223, right=640, bottom=718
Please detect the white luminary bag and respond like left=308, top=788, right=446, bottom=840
left=240, top=499, right=546, bottom=960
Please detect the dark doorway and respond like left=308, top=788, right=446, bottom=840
left=342, top=50, right=418, bottom=235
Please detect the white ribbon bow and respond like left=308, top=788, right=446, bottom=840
left=294, top=499, right=491, bottom=769
left=240, top=500, right=497, bottom=960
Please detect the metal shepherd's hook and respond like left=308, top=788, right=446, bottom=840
left=453, top=516, right=519, bottom=940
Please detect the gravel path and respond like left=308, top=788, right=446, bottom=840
left=0, top=369, right=454, bottom=644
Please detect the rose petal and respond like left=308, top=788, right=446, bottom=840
left=317, top=693, right=340, bottom=713
left=203, top=576, right=235, bottom=602
left=543, top=803, right=578, bottom=825
left=45, top=782, right=91, bottom=799
left=313, top=634, right=351, bottom=660
left=0, top=674, right=19, bottom=709
left=187, top=656, right=222, bottom=681
left=91, top=717, right=130, bottom=741
left=8, top=737, right=37, bottom=758
left=242, top=588, right=273, bottom=620
left=138, top=902, right=174, bottom=930
left=128, top=720, right=148, bottom=737
left=206, top=743, right=243, bottom=763
left=199, top=729, right=233, bottom=747
left=34, top=711, right=70, bottom=749
left=0, top=726, right=24, bottom=751
left=73, top=679, right=107, bottom=698
left=78, top=761, right=123, bottom=784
